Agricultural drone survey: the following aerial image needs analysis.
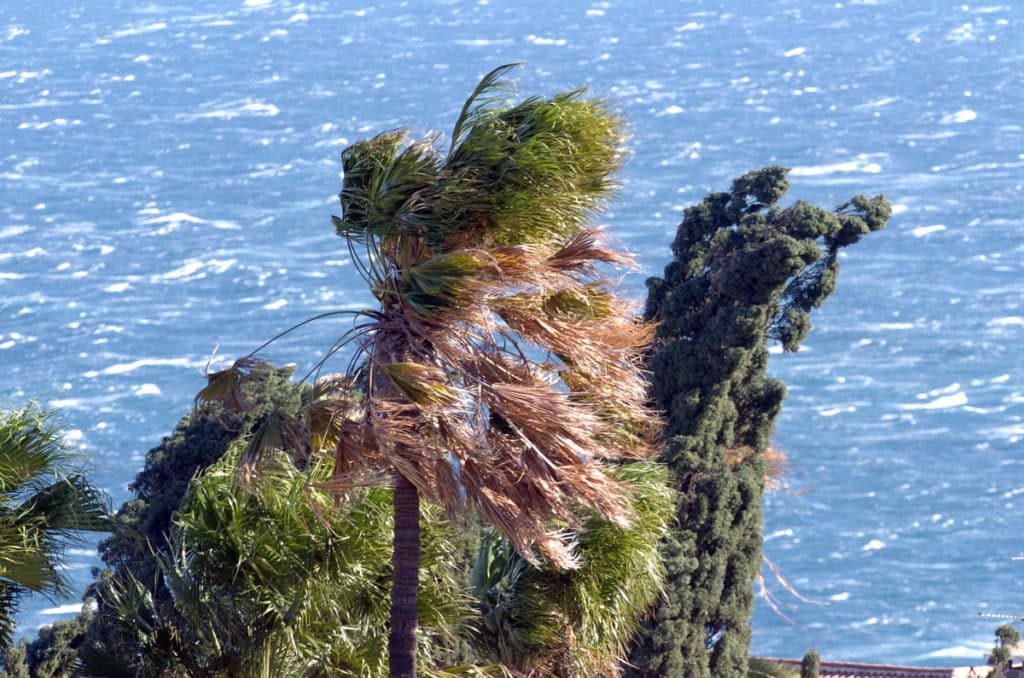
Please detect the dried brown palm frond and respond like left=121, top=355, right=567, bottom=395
left=305, top=373, right=361, bottom=453
left=195, top=356, right=269, bottom=414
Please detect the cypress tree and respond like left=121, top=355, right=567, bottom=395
left=626, top=167, right=890, bottom=676
left=801, top=649, right=821, bottom=678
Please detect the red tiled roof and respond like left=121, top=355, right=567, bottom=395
left=766, top=658, right=992, bottom=678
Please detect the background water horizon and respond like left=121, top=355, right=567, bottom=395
left=1, top=0, right=1021, bottom=666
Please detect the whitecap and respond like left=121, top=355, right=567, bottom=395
left=921, top=642, right=992, bottom=659
left=103, top=282, right=131, bottom=293
left=157, top=260, right=204, bottom=280
left=184, top=100, right=280, bottom=121
left=107, top=22, right=167, bottom=40
left=97, top=358, right=198, bottom=376
left=897, top=392, right=968, bottom=411
left=134, top=383, right=161, bottom=396
left=829, top=592, right=850, bottom=601
left=0, top=225, right=30, bottom=238
left=940, top=109, right=976, bottom=124
left=455, top=38, right=513, bottom=46
left=790, top=156, right=882, bottom=176
left=139, top=212, right=206, bottom=226
left=526, top=35, right=568, bottom=46
left=263, top=299, right=288, bottom=310
left=988, top=316, right=1024, bottom=327
left=818, top=406, right=856, bottom=417
left=911, top=224, right=946, bottom=237
left=862, top=539, right=885, bottom=551
left=783, top=47, right=806, bottom=57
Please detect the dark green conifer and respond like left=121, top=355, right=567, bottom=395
left=626, top=167, right=890, bottom=677
left=801, top=649, right=821, bottom=678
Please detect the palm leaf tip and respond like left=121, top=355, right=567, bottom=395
left=448, top=62, right=526, bottom=155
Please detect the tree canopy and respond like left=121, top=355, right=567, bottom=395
left=627, top=167, right=891, bottom=677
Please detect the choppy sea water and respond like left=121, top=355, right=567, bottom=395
left=1, top=0, right=1021, bottom=665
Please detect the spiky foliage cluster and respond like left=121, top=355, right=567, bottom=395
left=0, top=404, right=108, bottom=650
left=626, top=167, right=890, bottom=677
left=467, top=462, right=673, bottom=677
left=71, top=365, right=304, bottom=673
left=156, top=443, right=473, bottom=677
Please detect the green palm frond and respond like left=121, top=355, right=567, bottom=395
left=0, top=403, right=109, bottom=650
left=381, top=362, right=460, bottom=408
left=165, top=443, right=473, bottom=674
left=306, top=374, right=362, bottom=453
left=335, top=132, right=441, bottom=242
left=436, top=89, right=625, bottom=250
left=448, top=63, right=524, bottom=156
left=15, top=474, right=109, bottom=534
left=237, top=410, right=308, bottom=478
left=400, top=251, right=492, bottom=317
left=468, top=462, right=674, bottom=676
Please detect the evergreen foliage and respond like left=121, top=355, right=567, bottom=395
left=626, top=167, right=890, bottom=677
left=78, top=443, right=474, bottom=677
left=748, top=657, right=799, bottom=678
left=0, top=609, right=89, bottom=678
left=800, top=649, right=820, bottom=678
left=989, top=624, right=1021, bottom=677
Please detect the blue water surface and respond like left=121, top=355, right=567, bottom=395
left=1, top=0, right=1021, bottom=665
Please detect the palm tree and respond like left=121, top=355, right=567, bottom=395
left=78, top=441, right=478, bottom=677
left=0, top=404, right=109, bottom=649
left=200, top=63, right=661, bottom=676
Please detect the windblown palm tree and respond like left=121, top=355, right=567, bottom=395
left=0, top=404, right=108, bottom=648
left=200, top=64, right=661, bottom=677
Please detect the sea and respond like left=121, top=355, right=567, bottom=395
left=1, top=0, right=1021, bottom=667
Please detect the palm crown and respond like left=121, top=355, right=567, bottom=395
left=317, top=64, right=661, bottom=567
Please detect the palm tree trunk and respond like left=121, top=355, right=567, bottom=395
left=389, top=472, right=420, bottom=677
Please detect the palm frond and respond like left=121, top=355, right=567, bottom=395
left=14, top=473, right=109, bottom=534
left=0, top=404, right=109, bottom=608
left=167, top=444, right=473, bottom=674
left=195, top=356, right=270, bottom=413
left=468, top=462, right=674, bottom=676
left=306, top=373, right=362, bottom=453
left=237, top=410, right=307, bottom=481
left=448, top=62, right=524, bottom=156
left=335, top=131, right=441, bottom=244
